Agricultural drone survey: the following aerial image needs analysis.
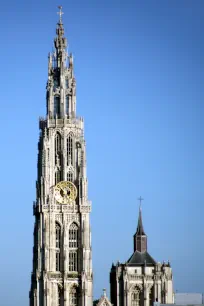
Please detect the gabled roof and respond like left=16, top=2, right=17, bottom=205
left=127, top=251, right=156, bottom=266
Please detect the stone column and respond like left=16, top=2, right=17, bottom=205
left=154, top=283, right=157, bottom=302
left=144, top=284, right=148, bottom=306
left=43, top=288, right=47, bottom=306
left=116, top=277, right=120, bottom=306
left=36, top=281, right=39, bottom=306
left=50, top=214, right=55, bottom=271
left=34, top=289, right=37, bottom=306
left=64, top=225, right=68, bottom=273
left=158, top=282, right=161, bottom=303
left=54, top=283, right=58, bottom=306
left=146, top=287, right=150, bottom=306
left=81, top=283, right=85, bottom=306
left=165, top=281, right=168, bottom=304
left=47, top=283, right=50, bottom=306
left=64, top=283, right=67, bottom=306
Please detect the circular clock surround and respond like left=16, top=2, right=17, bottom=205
left=54, top=181, right=77, bottom=204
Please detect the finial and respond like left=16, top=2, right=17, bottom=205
left=57, top=5, right=64, bottom=23
left=138, top=196, right=144, bottom=210
left=103, top=288, right=106, bottom=297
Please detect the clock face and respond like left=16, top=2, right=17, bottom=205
left=54, top=181, right=77, bottom=204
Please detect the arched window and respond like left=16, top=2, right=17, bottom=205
left=69, top=286, right=78, bottom=306
left=55, top=133, right=61, bottom=153
left=55, top=133, right=61, bottom=165
left=56, top=222, right=61, bottom=271
left=131, top=287, right=141, bottom=306
left=67, top=133, right=73, bottom=165
left=58, top=286, right=63, bottom=306
left=69, top=223, right=78, bottom=248
left=69, top=223, right=78, bottom=272
left=69, top=251, right=78, bottom=271
left=67, top=171, right=73, bottom=182
left=54, top=96, right=60, bottom=117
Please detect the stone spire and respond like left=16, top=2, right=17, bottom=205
left=133, top=205, right=147, bottom=253
left=46, top=6, right=76, bottom=119
left=54, top=6, right=67, bottom=58
left=136, top=206, right=146, bottom=235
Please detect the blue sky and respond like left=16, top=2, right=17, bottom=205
left=0, top=1, right=203, bottom=305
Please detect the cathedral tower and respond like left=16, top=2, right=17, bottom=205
left=30, top=7, right=93, bottom=306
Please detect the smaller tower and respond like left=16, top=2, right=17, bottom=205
left=110, top=203, right=174, bottom=306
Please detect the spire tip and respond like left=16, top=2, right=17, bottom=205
left=138, top=196, right=143, bottom=210
left=57, top=5, right=64, bottom=23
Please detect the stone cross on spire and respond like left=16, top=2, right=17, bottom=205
left=57, top=5, right=64, bottom=23
left=138, top=196, right=144, bottom=209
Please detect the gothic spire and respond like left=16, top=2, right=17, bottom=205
left=46, top=6, right=76, bottom=119
left=136, top=206, right=146, bottom=235
left=54, top=6, right=67, bottom=62
left=133, top=201, right=147, bottom=253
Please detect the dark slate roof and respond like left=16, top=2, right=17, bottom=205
left=136, top=208, right=146, bottom=235
left=127, top=251, right=156, bottom=266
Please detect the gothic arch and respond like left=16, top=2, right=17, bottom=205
left=55, top=132, right=62, bottom=168
left=67, top=131, right=74, bottom=138
left=67, top=170, right=74, bottom=182
left=55, top=132, right=62, bottom=152
left=55, top=221, right=61, bottom=230
left=67, top=132, right=74, bottom=165
left=68, top=283, right=79, bottom=291
left=55, top=219, right=63, bottom=229
left=69, top=222, right=79, bottom=248
left=130, top=285, right=143, bottom=306
left=66, top=220, right=80, bottom=244
left=69, top=222, right=79, bottom=229
left=67, top=220, right=80, bottom=228
left=54, top=129, right=64, bottom=137
left=129, top=284, right=143, bottom=292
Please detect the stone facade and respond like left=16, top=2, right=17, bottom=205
left=110, top=208, right=174, bottom=306
left=29, top=11, right=92, bottom=306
